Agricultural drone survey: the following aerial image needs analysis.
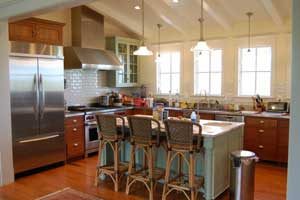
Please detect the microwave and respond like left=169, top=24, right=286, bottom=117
left=266, top=102, right=289, bottom=113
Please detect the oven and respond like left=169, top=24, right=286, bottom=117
left=85, top=114, right=100, bottom=156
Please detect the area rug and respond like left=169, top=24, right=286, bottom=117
left=36, top=188, right=103, bottom=200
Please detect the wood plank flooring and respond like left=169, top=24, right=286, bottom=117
left=0, top=156, right=287, bottom=200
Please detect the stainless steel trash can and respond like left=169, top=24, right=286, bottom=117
left=230, top=150, right=259, bottom=200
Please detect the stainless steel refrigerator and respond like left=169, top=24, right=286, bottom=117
left=10, top=42, right=65, bottom=174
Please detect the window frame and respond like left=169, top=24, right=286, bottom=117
left=156, top=51, right=181, bottom=95
left=193, top=49, right=223, bottom=96
left=237, top=46, right=273, bottom=97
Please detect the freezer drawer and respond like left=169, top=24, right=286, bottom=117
left=13, top=133, right=66, bottom=173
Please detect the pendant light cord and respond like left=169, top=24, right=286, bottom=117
left=142, top=0, right=145, bottom=46
left=247, top=12, right=253, bottom=52
left=157, top=24, right=162, bottom=57
left=199, top=0, right=204, bottom=41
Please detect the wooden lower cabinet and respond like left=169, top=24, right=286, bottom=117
left=168, top=109, right=183, bottom=117
left=199, top=113, right=215, bottom=120
left=244, top=116, right=289, bottom=163
left=277, top=119, right=289, bottom=163
left=64, top=116, right=85, bottom=160
left=133, top=108, right=153, bottom=115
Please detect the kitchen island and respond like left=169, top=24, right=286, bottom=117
left=103, top=117, right=244, bottom=200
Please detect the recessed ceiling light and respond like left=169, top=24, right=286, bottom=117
left=134, top=5, right=141, bottom=10
left=172, top=0, right=179, bottom=3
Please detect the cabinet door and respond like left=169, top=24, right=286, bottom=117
left=9, top=21, right=35, bottom=42
left=129, top=45, right=138, bottom=84
left=256, top=128, right=277, bottom=161
left=35, top=24, right=63, bottom=45
left=169, top=110, right=183, bottom=117
left=200, top=113, right=215, bottom=120
left=64, top=116, right=85, bottom=160
left=117, top=43, right=128, bottom=84
left=244, top=127, right=257, bottom=153
left=277, top=119, right=289, bottom=163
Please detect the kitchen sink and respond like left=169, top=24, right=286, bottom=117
left=203, top=122, right=232, bottom=127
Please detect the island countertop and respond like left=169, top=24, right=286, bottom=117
left=117, top=115, right=244, bottom=138
left=199, top=120, right=244, bottom=138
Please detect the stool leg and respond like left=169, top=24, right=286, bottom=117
left=148, top=146, right=154, bottom=200
left=189, top=152, right=195, bottom=200
left=163, top=150, right=171, bottom=200
left=126, top=144, right=135, bottom=195
left=95, top=140, right=103, bottom=186
left=114, top=141, right=119, bottom=192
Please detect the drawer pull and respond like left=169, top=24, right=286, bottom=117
left=73, top=143, right=79, bottom=147
left=260, top=120, right=264, bottom=124
left=73, top=128, right=77, bottom=132
left=258, top=145, right=264, bottom=149
left=259, top=129, right=264, bottom=133
left=73, top=119, right=77, bottom=123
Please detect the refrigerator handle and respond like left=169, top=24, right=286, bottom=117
left=39, top=74, right=45, bottom=119
left=18, top=134, right=60, bottom=143
left=34, top=74, right=39, bottom=120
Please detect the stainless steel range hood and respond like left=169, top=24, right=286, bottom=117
left=64, top=6, right=122, bottom=70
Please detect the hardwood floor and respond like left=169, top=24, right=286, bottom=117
left=0, top=156, right=287, bottom=200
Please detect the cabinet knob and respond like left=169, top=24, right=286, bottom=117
left=260, top=120, right=264, bottom=124
left=259, top=129, right=264, bottom=133
left=258, top=145, right=264, bottom=149
left=73, top=119, right=77, bottom=123
left=73, top=128, right=77, bottom=132
left=73, top=143, right=79, bottom=147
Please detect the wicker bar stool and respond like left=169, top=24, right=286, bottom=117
left=125, top=116, right=165, bottom=200
left=95, top=114, right=128, bottom=192
left=163, top=119, right=204, bottom=200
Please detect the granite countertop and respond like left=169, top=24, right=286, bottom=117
left=165, top=107, right=290, bottom=119
left=85, top=106, right=134, bottom=115
left=200, top=120, right=245, bottom=138
left=64, top=106, right=289, bottom=120
left=116, top=114, right=244, bottom=138
left=65, top=111, right=85, bottom=118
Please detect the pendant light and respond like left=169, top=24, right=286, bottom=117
left=246, top=12, right=253, bottom=52
left=133, top=0, right=153, bottom=56
left=191, top=0, right=210, bottom=52
left=155, top=24, right=162, bottom=63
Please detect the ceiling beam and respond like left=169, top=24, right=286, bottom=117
left=87, top=1, right=152, bottom=38
left=260, top=0, right=283, bottom=26
left=195, top=0, right=232, bottom=30
left=144, top=0, right=189, bottom=36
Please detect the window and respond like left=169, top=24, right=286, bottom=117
left=157, top=52, right=180, bottom=94
left=238, top=47, right=272, bottom=96
left=194, top=49, right=222, bottom=96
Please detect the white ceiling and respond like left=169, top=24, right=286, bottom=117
left=0, top=0, right=22, bottom=8
left=87, top=0, right=291, bottom=41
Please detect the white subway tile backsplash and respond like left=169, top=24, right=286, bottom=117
left=64, top=69, right=136, bottom=106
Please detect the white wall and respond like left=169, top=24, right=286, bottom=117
left=0, top=21, right=14, bottom=186
left=140, top=33, right=291, bottom=104
left=36, top=9, right=139, bottom=47
left=287, top=0, right=300, bottom=199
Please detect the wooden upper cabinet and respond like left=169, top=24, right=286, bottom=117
left=9, top=21, right=36, bottom=42
left=9, top=18, right=64, bottom=45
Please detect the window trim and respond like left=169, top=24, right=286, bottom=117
left=237, top=46, right=273, bottom=97
left=156, top=52, right=181, bottom=95
left=193, top=49, right=223, bottom=96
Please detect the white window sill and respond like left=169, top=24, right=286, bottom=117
left=233, top=96, right=275, bottom=99
left=191, top=95, right=224, bottom=98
